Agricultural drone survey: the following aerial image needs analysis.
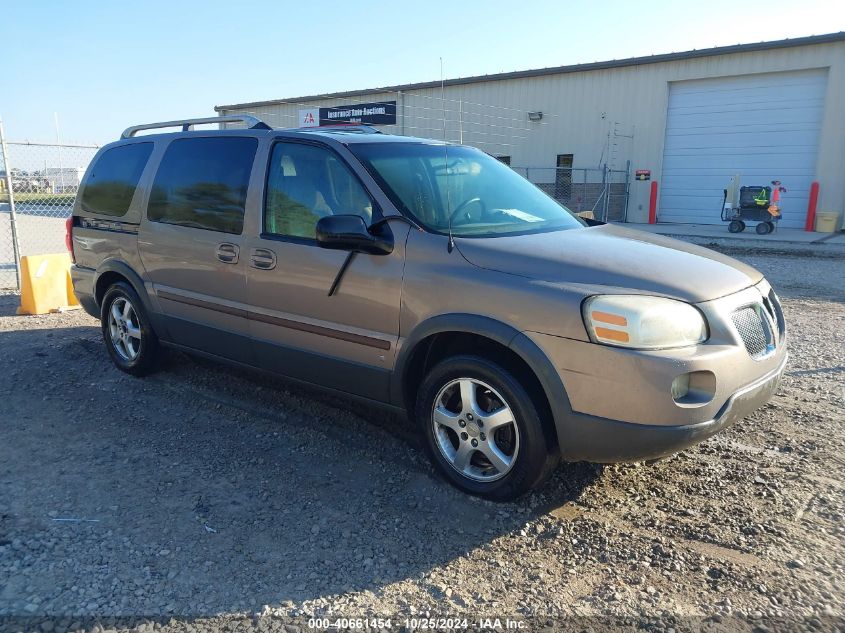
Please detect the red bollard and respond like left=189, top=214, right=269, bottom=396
left=648, top=181, right=658, bottom=224
left=805, top=181, right=819, bottom=232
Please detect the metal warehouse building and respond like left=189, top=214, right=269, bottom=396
left=216, top=32, right=845, bottom=229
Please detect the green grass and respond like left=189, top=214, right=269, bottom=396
left=0, top=192, right=76, bottom=205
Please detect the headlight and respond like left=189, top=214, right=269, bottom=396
left=582, top=295, right=707, bottom=349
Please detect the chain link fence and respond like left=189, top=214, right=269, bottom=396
left=0, top=123, right=98, bottom=288
left=513, top=165, right=630, bottom=221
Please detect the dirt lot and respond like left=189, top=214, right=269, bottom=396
left=0, top=248, right=843, bottom=632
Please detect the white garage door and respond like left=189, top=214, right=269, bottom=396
left=659, top=70, right=827, bottom=228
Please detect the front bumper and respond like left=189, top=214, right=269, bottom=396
left=521, top=280, right=787, bottom=462
left=554, top=353, right=786, bottom=463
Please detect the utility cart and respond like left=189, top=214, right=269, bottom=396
left=721, top=180, right=786, bottom=235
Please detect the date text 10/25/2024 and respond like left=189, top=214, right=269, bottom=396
left=308, top=617, right=527, bottom=630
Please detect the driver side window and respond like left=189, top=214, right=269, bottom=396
left=264, top=142, right=374, bottom=240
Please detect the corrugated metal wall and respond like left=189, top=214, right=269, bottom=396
left=219, top=41, right=845, bottom=224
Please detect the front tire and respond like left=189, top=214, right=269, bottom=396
left=416, top=355, right=557, bottom=501
left=100, top=281, right=160, bottom=376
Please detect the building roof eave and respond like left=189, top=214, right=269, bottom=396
left=214, top=31, right=845, bottom=112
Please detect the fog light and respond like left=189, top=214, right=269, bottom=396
left=671, top=374, right=690, bottom=400
left=671, top=371, right=717, bottom=406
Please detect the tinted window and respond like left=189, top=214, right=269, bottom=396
left=148, top=137, right=258, bottom=234
left=264, top=142, right=374, bottom=240
left=80, top=143, right=153, bottom=216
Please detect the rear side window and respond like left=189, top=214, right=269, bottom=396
left=148, top=137, right=258, bottom=234
left=80, top=143, right=153, bottom=216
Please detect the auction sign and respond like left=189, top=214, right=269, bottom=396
left=299, top=101, right=397, bottom=127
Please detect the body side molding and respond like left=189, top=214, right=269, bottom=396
left=157, top=288, right=391, bottom=351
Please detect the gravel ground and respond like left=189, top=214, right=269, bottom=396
left=0, top=248, right=843, bottom=633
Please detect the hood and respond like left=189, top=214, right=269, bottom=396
left=455, top=224, right=762, bottom=303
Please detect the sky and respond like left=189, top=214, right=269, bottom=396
left=3, top=0, right=844, bottom=145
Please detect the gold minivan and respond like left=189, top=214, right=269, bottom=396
left=69, top=116, right=787, bottom=500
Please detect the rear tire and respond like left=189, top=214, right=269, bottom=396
left=756, top=221, right=772, bottom=235
left=728, top=220, right=745, bottom=233
left=416, top=354, right=557, bottom=501
left=100, top=281, right=160, bottom=376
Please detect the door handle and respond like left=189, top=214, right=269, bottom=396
left=250, top=248, right=277, bottom=270
left=216, top=243, right=240, bottom=264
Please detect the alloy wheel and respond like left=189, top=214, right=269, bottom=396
left=431, top=378, right=520, bottom=482
left=108, top=297, right=141, bottom=362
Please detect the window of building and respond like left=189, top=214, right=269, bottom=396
left=148, top=137, right=258, bottom=234
left=495, top=155, right=511, bottom=166
left=555, top=153, right=574, bottom=199
left=264, top=142, right=374, bottom=240
left=80, top=142, right=153, bottom=216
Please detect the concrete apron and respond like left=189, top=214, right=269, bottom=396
left=618, top=222, right=845, bottom=256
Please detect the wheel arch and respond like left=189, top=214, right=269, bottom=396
left=94, top=260, right=152, bottom=313
left=393, top=314, right=572, bottom=452
left=93, top=261, right=168, bottom=340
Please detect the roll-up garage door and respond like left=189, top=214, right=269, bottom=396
left=659, top=69, right=827, bottom=228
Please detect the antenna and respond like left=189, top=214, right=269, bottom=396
left=441, top=57, right=454, bottom=253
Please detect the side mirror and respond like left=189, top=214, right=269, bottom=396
left=316, top=215, right=393, bottom=255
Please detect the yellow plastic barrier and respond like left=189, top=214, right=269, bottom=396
left=17, top=253, right=80, bottom=315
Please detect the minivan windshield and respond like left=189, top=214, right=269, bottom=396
left=350, top=143, right=586, bottom=237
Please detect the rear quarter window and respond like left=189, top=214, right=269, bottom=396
left=80, top=142, right=153, bottom=217
left=147, top=136, right=258, bottom=235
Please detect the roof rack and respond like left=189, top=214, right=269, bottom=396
left=121, top=115, right=271, bottom=139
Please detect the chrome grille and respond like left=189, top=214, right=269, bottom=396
left=765, top=289, right=786, bottom=338
left=731, top=306, right=772, bottom=358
